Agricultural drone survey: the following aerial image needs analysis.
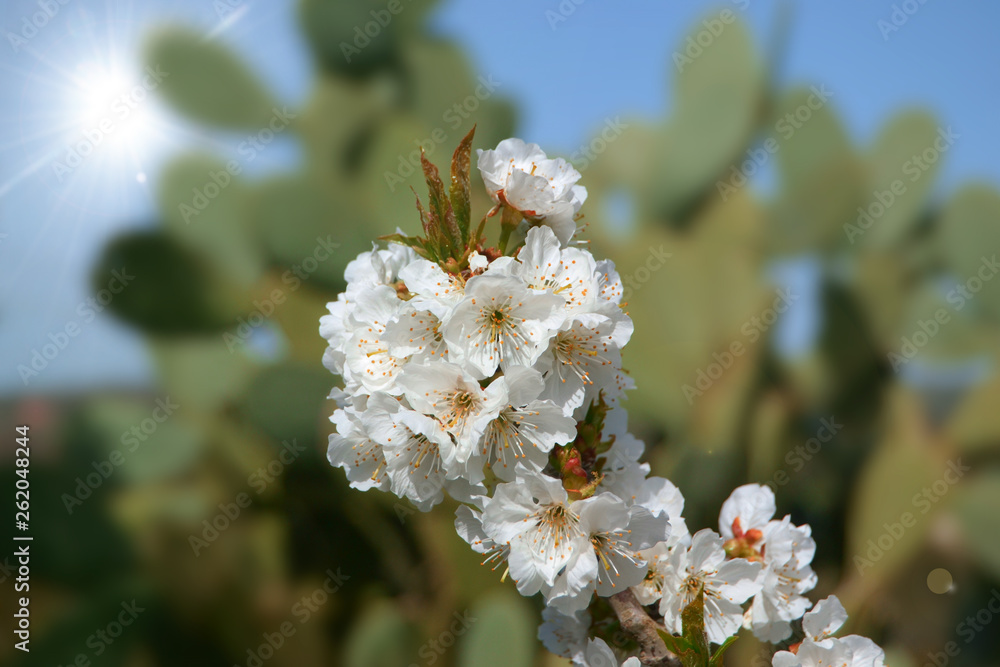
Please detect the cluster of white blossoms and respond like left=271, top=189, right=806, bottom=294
left=320, top=133, right=886, bottom=667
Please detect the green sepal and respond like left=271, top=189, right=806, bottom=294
left=656, top=587, right=740, bottom=667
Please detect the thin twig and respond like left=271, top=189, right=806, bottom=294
left=608, top=589, right=683, bottom=667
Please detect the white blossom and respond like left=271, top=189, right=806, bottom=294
left=576, top=638, right=641, bottom=667
left=658, top=529, right=763, bottom=645
left=481, top=468, right=591, bottom=595
left=396, top=360, right=502, bottom=468
left=477, top=138, right=587, bottom=245
left=802, top=595, right=849, bottom=643
left=318, top=135, right=885, bottom=667
left=543, top=493, right=669, bottom=614
left=538, top=607, right=590, bottom=664
left=469, top=365, right=576, bottom=481
left=719, top=483, right=776, bottom=540
left=749, top=518, right=817, bottom=642
left=772, top=597, right=885, bottom=667
left=443, top=273, right=563, bottom=378
left=364, top=396, right=452, bottom=510
left=327, top=400, right=389, bottom=492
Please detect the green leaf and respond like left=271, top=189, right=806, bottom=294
left=343, top=600, right=417, bottom=667
left=152, top=337, right=258, bottom=412
left=92, top=230, right=248, bottom=335
left=709, top=635, right=739, bottom=666
left=646, top=15, right=764, bottom=219
left=239, top=362, right=334, bottom=444
left=144, top=27, right=277, bottom=130
left=249, top=175, right=372, bottom=288
left=298, top=0, right=441, bottom=77
left=845, top=387, right=941, bottom=597
left=159, top=153, right=264, bottom=287
left=769, top=86, right=865, bottom=253
left=379, top=232, right=431, bottom=260
left=946, top=376, right=1000, bottom=453
left=861, top=111, right=941, bottom=249
left=405, top=37, right=479, bottom=131
left=954, top=472, right=1000, bottom=581
left=450, top=126, right=476, bottom=240
left=658, top=631, right=696, bottom=663
left=458, top=590, right=535, bottom=667
left=659, top=588, right=711, bottom=667
left=421, top=150, right=463, bottom=257
left=680, top=588, right=709, bottom=658
left=939, top=184, right=1000, bottom=322
left=85, top=397, right=205, bottom=484
left=360, top=115, right=437, bottom=238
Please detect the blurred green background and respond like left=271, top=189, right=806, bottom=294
left=3, top=1, right=1000, bottom=665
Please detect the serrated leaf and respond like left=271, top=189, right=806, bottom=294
left=681, top=588, right=709, bottom=658
left=658, top=588, right=711, bottom=667
left=658, top=631, right=696, bottom=663
left=421, top=150, right=462, bottom=256
left=450, top=126, right=476, bottom=240
left=379, top=232, right=431, bottom=260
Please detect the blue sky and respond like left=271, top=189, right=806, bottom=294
left=1, top=0, right=997, bottom=394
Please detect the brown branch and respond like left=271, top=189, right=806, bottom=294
left=608, top=589, right=683, bottom=667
